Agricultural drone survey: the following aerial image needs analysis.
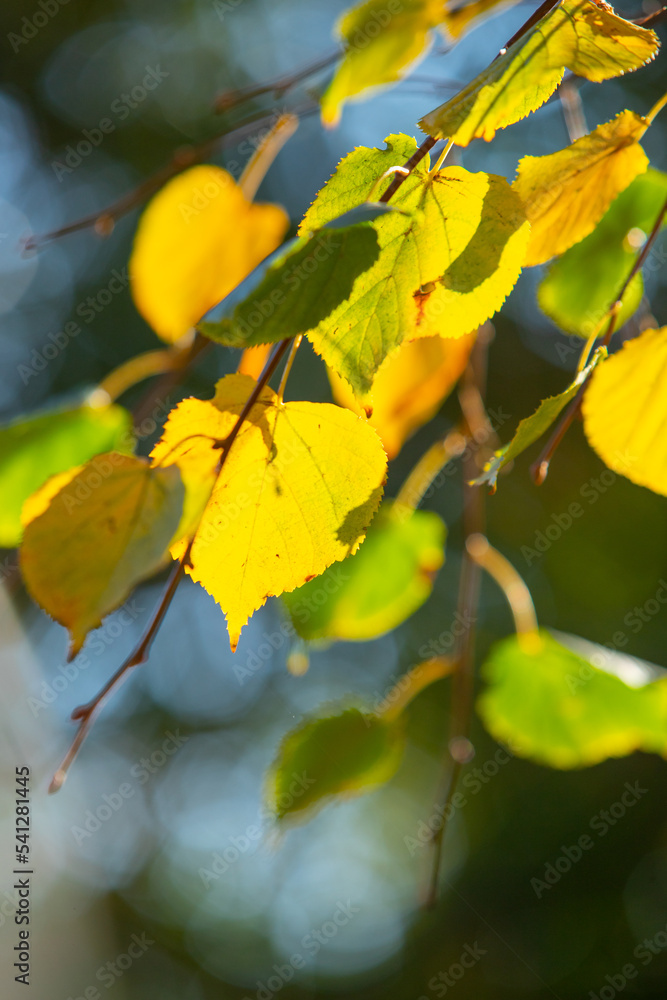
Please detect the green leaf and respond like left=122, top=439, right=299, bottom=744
left=197, top=225, right=380, bottom=349
left=321, top=0, right=446, bottom=126
left=282, top=503, right=445, bottom=641
left=20, top=454, right=184, bottom=659
left=478, top=630, right=667, bottom=768
left=538, top=168, right=667, bottom=337
left=474, top=350, right=605, bottom=490
left=266, top=706, right=406, bottom=821
left=420, top=0, right=659, bottom=146
left=305, top=136, right=528, bottom=394
left=0, top=403, right=133, bottom=548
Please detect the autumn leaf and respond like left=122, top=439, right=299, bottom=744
left=321, top=0, right=448, bottom=127
left=0, top=402, right=133, bottom=548
left=298, top=135, right=527, bottom=395
left=583, top=327, right=667, bottom=496
left=282, top=502, right=446, bottom=641
left=198, top=225, right=381, bottom=352
left=514, top=110, right=649, bottom=266
left=328, top=332, right=475, bottom=458
left=474, top=350, right=605, bottom=490
left=130, top=164, right=289, bottom=343
left=20, top=454, right=184, bottom=659
left=266, top=706, right=406, bottom=821
left=442, top=0, right=521, bottom=39
left=538, top=168, right=667, bottom=337
left=479, top=630, right=667, bottom=767
left=152, top=374, right=387, bottom=650
left=420, top=0, right=659, bottom=145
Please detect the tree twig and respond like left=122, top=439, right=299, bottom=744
left=214, top=51, right=339, bottom=113
left=531, top=193, right=667, bottom=485
left=49, top=339, right=291, bottom=793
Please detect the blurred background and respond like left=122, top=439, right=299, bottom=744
left=1, top=0, right=667, bottom=997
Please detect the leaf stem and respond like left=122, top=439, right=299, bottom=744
left=645, top=90, right=667, bottom=126
left=429, top=139, right=455, bottom=176
left=48, top=339, right=292, bottom=793
left=277, top=335, right=303, bottom=402
left=378, top=137, right=437, bottom=203
left=97, top=335, right=195, bottom=402
left=394, top=428, right=467, bottom=513
left=380, top=657, right=456, bottom=722
left=466, top=534, right=541, bottom=651
left=532, top=192, right=667, bottom=484
left=238, top=113, right=299, bottom=201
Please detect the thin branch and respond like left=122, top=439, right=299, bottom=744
left=49, top=339, right=291, bottom=793
left=498, top=0, right=562, bottom=55
left=24, top=105, right=316, bottom=251
left=632, top=5, right=667, bottom=26
left=378, top=137, right=437, bottom=203
left=531, top=193, right=667, bottom=485
left=214, top=51, right=339, bottom=113
left=425, top=328, right=491, bottom=908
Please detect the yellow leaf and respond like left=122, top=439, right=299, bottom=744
left=152, top=374, right=388, bottom=649
left=328, top=332, right=475, bottom=458
left=321, top=0, right=446, bottom=127
left=20, top=454, right=184, bottom=658
left=441, top=0, right=521, bottom=39
left=583, top=327, right=667, bottom=496
left=514, top=110, right=649, bottom=266
left=420, top=0, right=659, bottom=145
left=21, top=465, right=83, bottom=526
left=130, top=165, right=289, bottom=343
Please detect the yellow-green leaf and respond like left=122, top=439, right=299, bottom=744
left=420, top=0, right=659, bottom=145
left=266, top=706, right=406, bottom=822
left=130, top=164, right=289, bottom=343
left=20, top=454, right=184, bottom=659
left=321, top=0, right=447, bottom=127
left=514, top=110, right=649, bottom=266
left=474, top=350, right=605, bottom=490
left=328, top=331, right=475, bottom=457
left=583, top=326, right=667, bottom=496
left=298, top=136, right=528, bottom=395
left=282, top=503, right=446, bottom=641
left=537, top=168, right=667, bottom=337
left=479, top=630, right=667, bottom=768
left=0, top=402, right=133, bottom=548
left=152, top=374, right=387, bottom=650
left=442, top=0, right=521, bottom=39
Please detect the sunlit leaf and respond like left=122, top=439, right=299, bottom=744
left=478, top=630, right=667, bottom=768
left=583, top=326, right=667, bottom=496
left=514, top=110, right=649, bottom=266
left=130, top=165, right=289, bottom=343
left=474, top=350, right=605, bottom=490
left=420, top=0, right=659, bottom=145
left=328, top=332, right=475, bottom=457
left=321, top=0, right=446, bottom=126
left=198, top=225, right=381, bottom=352
left=282, top=502, right=445, bottom=641
left=0, top=403, right=133, bottom=548
left=152, top=374, right=387, bottom=650
left=20, top=455, right=184, bottom=659
left=538, top=168, right=667, bottom=336
left=296, top=135, right=528, bottom=395
left=266, top=706, right=406, bottom=821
